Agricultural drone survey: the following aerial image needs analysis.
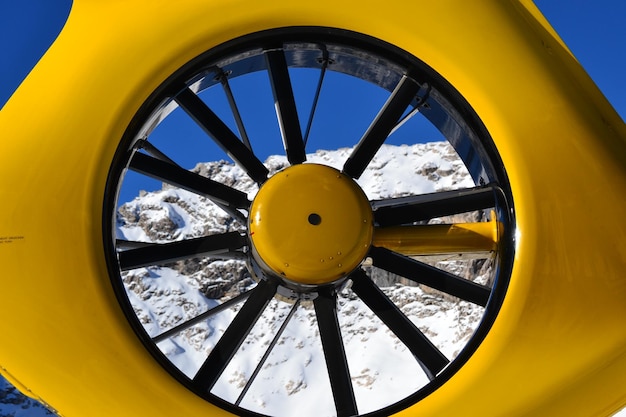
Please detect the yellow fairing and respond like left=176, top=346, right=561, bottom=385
left=0, top=1, right=625, bottom=416
left=249, top=164, right=373, bottom=285
left=372, top=218, right=499, bottom=258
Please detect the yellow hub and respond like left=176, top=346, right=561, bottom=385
left=249, top=164, right=373, bottom=285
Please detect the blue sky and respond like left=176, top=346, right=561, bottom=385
left=1, top=1, right=624, bottom=118
left=1, top=1, right=624, bottom=205
left=0, top=1, right=625, bottom=413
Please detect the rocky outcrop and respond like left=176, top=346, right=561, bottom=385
left=1, top=142, right=493, bottom=416
left=0, top=378, right=55, bottom=417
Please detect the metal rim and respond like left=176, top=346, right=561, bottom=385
left=104, top=27, right=515, bottom=417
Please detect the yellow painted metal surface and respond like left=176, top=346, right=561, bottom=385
left=249, top=164, right=372, bottom=285
left=372, top=219, right=498, bottom=257
left=0, top=1, right=624, bottom=417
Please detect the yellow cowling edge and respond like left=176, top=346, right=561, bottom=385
left=0, top=1, right=624, bottom=416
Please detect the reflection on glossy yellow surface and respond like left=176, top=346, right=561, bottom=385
left=250, top=164, right=373, bottom=285
left=0, top=0, right=625, bottom=416
left=373, top=218, right=499, bottom=258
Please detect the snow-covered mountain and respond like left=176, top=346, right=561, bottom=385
left=114, top=141, right=490, bottom=416
left=0, top=377, right=55, bottom=417
left=2, top=142, right=486, bottom=416
left=4, top=142, right=626, bottom=416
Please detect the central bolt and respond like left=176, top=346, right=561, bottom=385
left=308, top=213, right=322, bottom=226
